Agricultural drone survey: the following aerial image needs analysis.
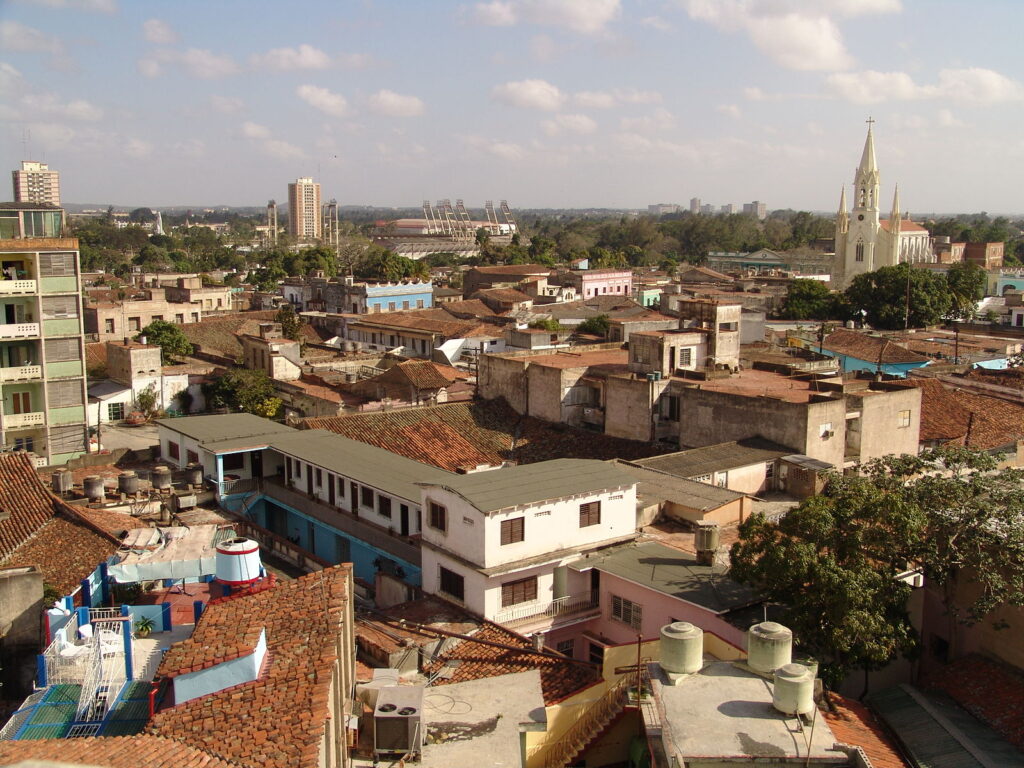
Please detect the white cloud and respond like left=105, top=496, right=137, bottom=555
left=825, top=68, right=1024, bottom=104
left=137, top=58, right=162, bottom=77
left=0, top=63, right=24, bottom=96
left=142, top=18, right=177, bottom=44
left=251, top=44, right=331, bottom=71
left=717, top=103, right=741, bottom=118
left=173, top=139, right=206, bottom=158
left=19, top=92, right=102, bottom=121
left=210, top=95, right=244, bottom=114
left=297, top=84, right=348, bottom=117
left=337, top=52, right=372, bottom=69
left=14, top=0, right=116, bottom=11
left=684, top=0, right=901, bottom=72
left=492, top=79, right=565, bottom=111
left=261, top=139, right=306, bottom=160
left=541, top=113, right=597, bottom=136
left=179, top=48, right=239, bottom=78
left=369, top=89, right=425, bottom=117
left=0, top=20, right=59, bottom=53
left=463, top=134, right=527, bottom=160
left=573, top=87, right=662, bottom=108
left=469, top=0, right=621, bottom=35
left=937, top=109, right=962, bottom=128
left=530, top=34, right=557, bottom=61
left=241, top=121, right=272, bottom=139
left=639, top=16, right=672, bottom=32
left=125, top=138, right=153, bottom=158
left=619, top=107, right=675, bottom=133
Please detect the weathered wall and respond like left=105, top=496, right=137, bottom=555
left=527, top=364, right=573, bottom=424
left=850, top=386, right=921, bottom=462
left=605, top=375, right=661, bottom=441
left=477, top=354, right=530, bottom=413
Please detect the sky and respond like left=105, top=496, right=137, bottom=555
left=1, top=0, right=1022, bottom=213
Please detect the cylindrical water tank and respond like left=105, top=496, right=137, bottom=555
left=772, top=663, right=815, bottom=715
left=83, top=475, right=105, bottom=501
left=215, top=537, right=262, bottom=586
left=747, top=622, right=793, bottom=675
left=51, top=470, right=72, bottom=495
left=185, top=463, right=203, bottom=486
left=659, top=622, right=703, bottom=675
left=118, top=471, right=139, bottom=495
left=694, top=522, right=721, bottom=552
left=151, top=466, right=172, bottom=490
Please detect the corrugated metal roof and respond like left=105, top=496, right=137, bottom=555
left=635, top=438, right=791, bottom=478
left=155, top=413, right=296, bottom=446
left=419, top=458, right=635, bottom=513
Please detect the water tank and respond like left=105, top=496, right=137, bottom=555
left=118, top=471, right=139, bottom=495
left=184, top=463, right=203, bottom=486
left=83, top=475, right=105, bottom=501
left=659, top=621, right=703, bottom=675
left=695, top=522, right=721, bottom=566
left=51, top=470, right=72, bottom=495
left=151, top=465, right=172, bottom=490
left=215, top=537, right=262, bottom=586
left=772, top=663, right=815, bottom=715
left=747, top=622, right=792, bottom=675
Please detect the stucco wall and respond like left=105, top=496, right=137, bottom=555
left=477, top=354, right=529, bottom=413
left=605, top=376, right=662, bottom=441
left=849, top=386, right=921, bottom=462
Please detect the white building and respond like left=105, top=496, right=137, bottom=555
left=12, top=161, right=60, bottom=207
left=287, top=177, right=321, bottom=241
left=86, top=340, right=190, bottom=426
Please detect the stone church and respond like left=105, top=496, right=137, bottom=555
left=833, top=122, right=932, bottom=288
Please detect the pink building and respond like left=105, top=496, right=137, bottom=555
left=564, top=268, right=633, bottom=299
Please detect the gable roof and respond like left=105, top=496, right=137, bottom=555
left=149, top=565, right=352, bottom=768
left=678, top=265, right=734, bottom=282
left=823, top=329, right=930, bottom=365
left=634, top=438, right=791, bottom=478
left=0, top=734, right=239, bottom=768
left=179, top=310, right=280, bottom=357
left=374, top=359, right=465, bottom=390
left=880, top=218, right=929, bottom=233
left=901, top=378, right=1024, bottom=449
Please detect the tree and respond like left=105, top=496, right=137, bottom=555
left=528, top=317, right=561, bottom=332
left=206, top=369, right=282, bottom=419
left=778, top=279, right=834, bottom=320
left=275, top=304, right=302, bottom=341
left=137, top=320, right=193, bottom=364
left=945, top=262, right=986, bottom=320
left=576, top=314, right=611, bottom=337
left=134, top=385, right=158, bottom=419
left=845, top=263, right=953, bottom=329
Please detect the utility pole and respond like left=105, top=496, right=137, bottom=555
left=904, top=263, right=912, bottom=330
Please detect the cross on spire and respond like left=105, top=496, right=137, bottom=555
left=866, top=116, right=875, bottom=127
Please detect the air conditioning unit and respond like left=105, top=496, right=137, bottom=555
left=373, top=685, right=424, bottom=759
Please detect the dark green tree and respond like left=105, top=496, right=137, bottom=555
left=137, top=320, right=193, bottom=364
left=275, top=304, right=302, bottom=341
left=778, top=279, right=834, bottom=320
left=845, top=263, right=953, bottom=329
left=576, top=314, right=611, bottom=337
left=945, top=262, right=986, bottom=320
left=206, top=369, right=282, bottom=419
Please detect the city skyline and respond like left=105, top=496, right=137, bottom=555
left=1, top=1, right=1022, bottom=212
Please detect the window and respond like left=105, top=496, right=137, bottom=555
left=152, top=315, right=163, bottom=322
left=611, top=595, right=642, bottom=629
left=360, top=485, right=374, bottom=508
left=660, top=395, right=680, bottom=422
left=438, top=566, right=464, bottom=601
left=128, top=316, right=141, bottom=331
left=765, top=461, right=775, bottom=479
left=416, top=299, right=424, bottom=309
left=402, top=301, right=410, bottom=310
left=337, top=476, right=346, bottom=498
left=41, top=296, right=79, bottom=320
left=556, top=639, right=575, bottom=657
left=388, top=302, right=397, bottom=311
left=429, top=501, right=447, bottom=532
left=175, top=314, right=184, bottom=324
left=819, top=422, right=834, bottom=438
left=500, top=517, right=525, bottom=545
left=49, top=425, right=85, bottom=455
left=679, top=348, right=692, bottom=367
left=187, top=450, right=198, bottom=464
left=45, top=338, right=81, bottom=362
left=168, top=441, right=180, bottom=460
left=579, top=500, right=601, bottom=527
left=501, top=576, right=538, bottom=607
left=378, top=496, right=392, bottom=518
left=315, top=468, right=323, bottom=487
left=14, top=436, right=35, bottom=452
left=222, top=453, right=244, bottom=471
left=855, top=242, right=865, bottom=262
left=897, top=409, right=911, bottom=428
left=107, top=402, right=125, bottom=421
left=37, top=252, right=76, bottom=277
left=588, top=642, right=604, bottom=665
left=104, top=318, right=115, bottom=333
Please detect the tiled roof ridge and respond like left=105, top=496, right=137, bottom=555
left=205, top=572, right=279, bottom=606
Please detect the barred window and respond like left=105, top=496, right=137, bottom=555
left=47, top=379, right=83, bottom=408
left=438, top=566, right=464, bottom=601
left=49, top=425, right=86, bottom=454
left=579, top=501, right=601, bottom=527
left=501, top=576, right=537, bottom=607
left=41, top=296, right=79, bottom=320
left=500, top=517, right=525, bottom=545
left=611, top=595, right=642, bottom=629
left=38, top=252, right=76, bottom=277
left=44, top=338, right=81, bottom=362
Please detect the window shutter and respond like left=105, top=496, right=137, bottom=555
left=38, top=252, right=76, bottom=277
left=44, top=338, right=81, bottom=362
left=49, top=425, right=86, bottom=454
left=47, top=379, right=83, bottom=408
left=41, top=295, right=79, bottom=320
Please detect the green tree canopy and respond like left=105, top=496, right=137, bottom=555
left=354, top=246, right=429, bottom=282
left=576, top=314, right=611, bottom=337
left=137, top=320, right=193, bottom=364
left=778, top=279, right=834, bottom=320
left=206, top=368, right=282, bottom=419
left=275, top=303, right=302, bottom=341
left=845, top=263, right=953, bottom=329
left=945, top=262, right=987, bottom=320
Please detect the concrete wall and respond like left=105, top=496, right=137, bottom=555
left=605, top=375, right=664, bottom=442
left=526, top=363, right=576, bottom=424
left=717, top=462, right=770, bottom=496
left=0, top=565, right=44, bottom=698
left=662, top=494, right=751, bottom=526
left=173, top=627, right=267, bottom=704
left=107, top=343, right=162, bottom=385
left=848, top=386, right=921, bottom=463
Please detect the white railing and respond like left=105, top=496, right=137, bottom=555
left=494, top=590, right=599, bottom=626
left=0, top=323, right=39, bottom=339
left=0, top=280, right=36, bottom=294
left=0, top=364, right=42, bottom=381
left=2, top=411, right=45, bottom=428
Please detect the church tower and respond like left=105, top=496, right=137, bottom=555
left=835, top=120, right=889, bottom=288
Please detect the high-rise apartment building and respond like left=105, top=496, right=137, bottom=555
left=689, top=197, right=701, bottom=214
left=287, top=177, right=321, bottom=241
left=12, top=161, right=61, bottom=207
left=0, top=202, right=89, bottom=465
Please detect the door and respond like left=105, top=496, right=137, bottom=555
left=328, top=477, right=336, bottom=506
left=669, top=346, right=676, bottom=373
left=12, top=391, right=31, bottom=414
left=306, top=470, right=314, bottom=495
left=251, top=451, right=263, bottom=479
left=399, top=504, right=409, bottom=537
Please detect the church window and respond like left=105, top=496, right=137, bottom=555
left=855, top=243, right=865, bottom=262
left=859, top=187, right=866, bottom=206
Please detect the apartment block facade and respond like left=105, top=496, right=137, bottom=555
left=12, top=162, right=60, bottom=207
left=0, top=203, right=89, bottom=465
left=287, top=177, right=321, bottom=241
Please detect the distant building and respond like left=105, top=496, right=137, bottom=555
left=689, top=197, right=701, bottom=214
left=699, top=203, right=714, bottom=215
left=720, top=203, right=736, bottom=214
left=741, top=200, right=767, bottom=219
left=287, top=177, right=321, bottom=240
left=12, top=161, right=60, bottom=207
left=964, top=242, right=1004, bottom=269
left=648, top=203, right=680, bottom=216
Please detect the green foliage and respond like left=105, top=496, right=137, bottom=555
left=945, top=262, right=987, bottom=320
left=275, top=304, right=302, bottom=340
left=138, top=320, right=193, bottom=363
left=135, top=385, right=158, bottom=419
left=175, top=388, right=194, bottom=414
left=845, top=263, right=953, bottom=329
left=779, top=279, right=834, bottom=320
left=354, top=245, right=429, bottom=282
left=731, top=447, right=1024, bottom=687
left=206, top=368, right=282, bottom=419
left=576, top=314, right=611, bottom=337
left=528, top=317, right=561, bottom=332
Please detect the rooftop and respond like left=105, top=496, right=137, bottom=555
left=508, top=347, right=629, bottom=370
left=611, top=459, right=747, bottom=511
left=821, top=693, right=912, bottom=768
left=422, top=457, right=635, bottom=513
left=822, top=329, right=930, bottom=365
left=468, top=263, right=552, bottom=275
left=0, top=734, right=239, bottom=768
left=154, top=413, right=297, bottom=449
left=694, top=367, right=842, bottom=404
left=634, top=438, right=791, bottom=478
left=901, top=378, right=1024, bottom=449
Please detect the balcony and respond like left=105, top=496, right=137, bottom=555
left=0, top=365, right=42, bottom=382
left=3, top=411, right=45, bottom=429
left=0, top=280, right=36, bottom=295
left=493, top=590, right=600, bottom=629
left=0, top=322, right=40, bottom=339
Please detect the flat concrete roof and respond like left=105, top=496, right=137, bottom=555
left=155, top=413, right=297, bottom=448
left=570, top=540, right=757, bottom=614
left=651, top=661, right=845, bottom=764
left=692, top=368, right=843, bottom=404
left=611, top=460, right=746, bottom=511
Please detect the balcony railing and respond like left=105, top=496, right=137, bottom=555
left=0, top=365, right=42, bottom=382
left=3, top=411, right=45, bottom=428
left=494, top=590, right=600, bottom=626
left=0, top=323, right=39, bottom=339
left=0, top=280, right=36, bottom=295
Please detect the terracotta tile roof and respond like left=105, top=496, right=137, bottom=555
left=440, top=299, right=499, bottom=318
left=468, top=264, right=552, bottom=275
left=961, top=366, right=1024, bottom=392
left=822, top=693, right=911, bottom=768
left=85, top=341, right=108, bottom=373
left=678, top=265, right=735, bottom=281
left=901, top=378, right=1024, bottom=449
left=149, top=565, right=352, bottom=768
left=474, top=287, right=533, bottom=303
left=901, top=378, right=970, bottom=442
left=880, top=218, right=929, bottom=233
left=381, top=359, right=465, bottom=390
left=0, top=734, right=239, bottom=768
left=180, top=310, right=279, bottom=357
left=302, top=400, right=670, bottom=468
left=823, top=329, right=929, bottom=364
left=350, top=310, right=478, bottom=337
left=424, top=622, right=598, bottom=705
left=923, top=654, right=1024, bottom=752
left=0, top=453, right=125, bottom=594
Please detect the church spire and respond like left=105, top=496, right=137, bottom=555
left=858, top=117, right=877, bottom=176
left=853, top=117, right=880, bottom=212
left=837, top=186, right=849, bottom=233
left=890, top=184, right=900, bottom=223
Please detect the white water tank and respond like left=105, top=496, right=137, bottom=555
left=772, top=663, right=815, bottom=715
left=659, top=622, right=703, bottom=675
left=215, top=537, right=262, bottom=586
left=747, top=622, right=792, bottom=675
left=357, top=668, right=401, bottom=709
